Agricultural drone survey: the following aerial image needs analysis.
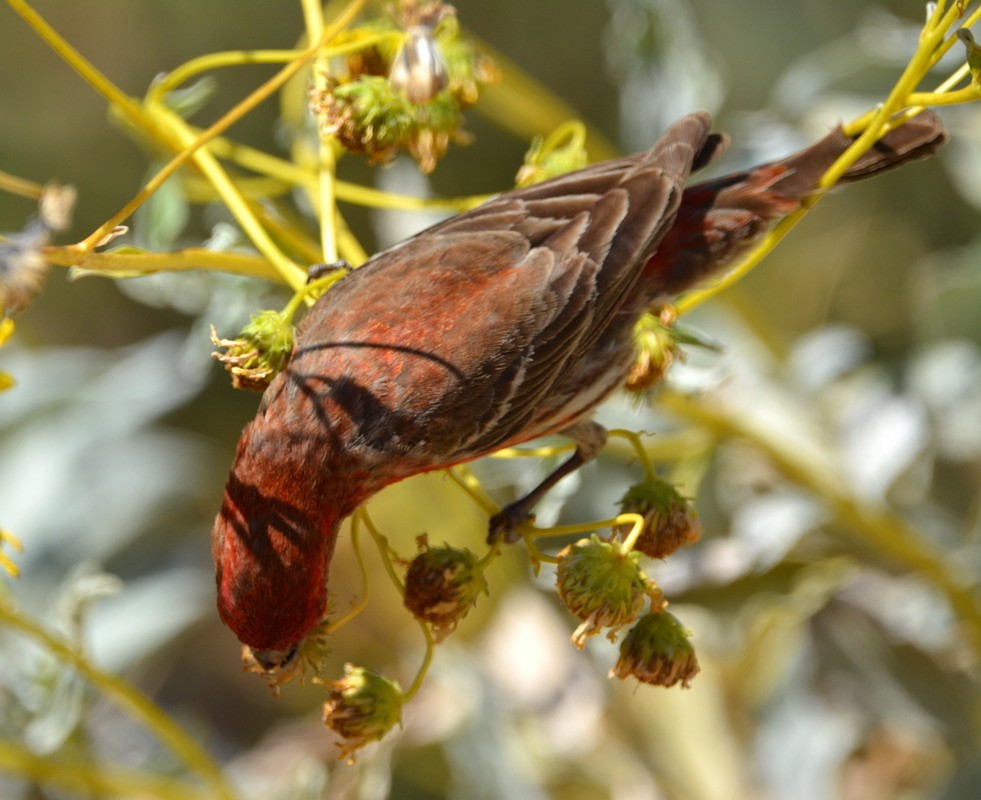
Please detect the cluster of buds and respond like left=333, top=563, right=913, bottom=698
left=403, top=538, right=488, bottom=641
left=611, top=610, right=700, bottom=688
left=616, top=476, right=701, bottom=559
left=210, top=309, right=294, bottom=391
left=310, top=1, right=497, bottom=173
left=320, top=664, right=404, bottom=761
left=555, top=534, right=664, bottom=649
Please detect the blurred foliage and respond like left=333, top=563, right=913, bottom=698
left=1, top=1, right=980, bottom=798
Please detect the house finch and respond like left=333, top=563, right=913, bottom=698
left=213, top=110, right=946, bottom=669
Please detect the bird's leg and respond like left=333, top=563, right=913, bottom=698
left=487, top=419, right=608, bottom=544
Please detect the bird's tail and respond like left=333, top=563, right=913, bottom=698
left=643, top=110, right=948, bottom=299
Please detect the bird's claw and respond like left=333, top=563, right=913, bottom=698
left=487, top=505, right=534, bottom=545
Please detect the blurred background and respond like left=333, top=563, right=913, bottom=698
left=1, top=1, right=980, bottom=798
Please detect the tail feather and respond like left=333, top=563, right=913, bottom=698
left=770, top=110, right=948, bottom=197
left=642, top=110, right=948, bottom=300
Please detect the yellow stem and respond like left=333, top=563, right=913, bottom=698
left=67, top=0, right=369, bottom=259
left=144, top=107, right=307, bottom=290
left=615, top=513, right=648, bottom=554
left=527, top=515, right=634, bottom=540
left=675, top=203, right=812, bottom=315
left=0, top=603, right=235, bottom=799
left=46, top=246, right=282, bottom=281
left=323, top=519, right=370, bottom=634
left=446, top=467, right=500, bottom=516
left=302, top=0, right=339, bottom=263
left=354, top=505, right=436, bottom=701
left=491, top=442, right=576, bottom=459
left=147, top=50, right=304, bottom=105
left=0, top=741, right=221, bottom=800
left=608, top=428, right=657, bottom=482
left=336, top=210, right=370, bottom=266
left=0, top=170, right=45, bottom=200
left=357, top=508, right=406, bottom=594
left=402, top=621, right=436, bottom=702
left=5, top=0, right=175, bottom=153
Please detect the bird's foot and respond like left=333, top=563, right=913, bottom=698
left=487, top=504, right=535, bottom=545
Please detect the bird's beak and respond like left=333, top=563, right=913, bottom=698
left=249, top=645, right=299, bottom=673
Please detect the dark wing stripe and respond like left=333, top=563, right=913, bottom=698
left=446, top=114, right=714, bottom=456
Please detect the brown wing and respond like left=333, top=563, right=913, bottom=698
left=277, top=113, right=715, bottom=464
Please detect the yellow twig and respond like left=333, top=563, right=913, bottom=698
left=0, top=741, right=222, bottom=800
left=0, top=603, right=235, bottom=799
left=323, top=518, right=370, bottom=634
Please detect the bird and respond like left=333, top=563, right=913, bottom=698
left=212, top=109, right=947, bottom=671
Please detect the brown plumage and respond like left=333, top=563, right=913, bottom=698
left=212, top=111, right=947, bottom=668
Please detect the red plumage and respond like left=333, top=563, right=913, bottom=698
left=212, top=111, right=946, bottom=667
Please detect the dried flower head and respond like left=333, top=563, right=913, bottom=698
left=617, top=477, right=701, bottom=559
left=314, top=75, right=413, bottom=165
left=211, top=309, right=295, bottom=391
left=555, top=534, right=662, bottom=649
left=310, top=4, right=495, bottom=173
left=611, top=611, right=700, bottom=688
left=403, top=542, right=488, bottom=640
left=321, top=664, right=404, bottom=760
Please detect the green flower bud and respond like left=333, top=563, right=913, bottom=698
left=617, top=477, right=701, bottom=559
left=555, top=534, right=661, bottom=649
left=516, top=122, right=588, bottom=188
left=210, top=309, right=294, bottom=391
left=611, top=611, right=700, bottom=688
left=322, top=664, right=404, bottom=760
left=403, top=543, right=488, bottom=641
left=312, top=76, right=414, bottom=166
left=626, top=311, right=681, bottom=392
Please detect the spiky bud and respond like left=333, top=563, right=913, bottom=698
left=309, top=6, right=495, bottom=173
left=610, top=611, right=700, bottom=688
left=555, top=534, right=662, bottom=649
left=403, top=543, right=488, bottom=641
left=210, top=309, right=294, bottom=391
left=321, top=664, right=404, bottom=760
left=626, top=311, right=681, bottom=392
left=516, top=123, right=588, bottom=188
left=617, top=477, right=701, bottom=559
left=313, top=76, right=414, bottom=165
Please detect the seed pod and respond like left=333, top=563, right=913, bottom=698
left=610, top=611, right=700, bottom=688
left=617, top=477, right=701, bottom=559
left=322, top=664, right=404, bottom=760
left=555, top=534, right=661, bottom=649
left=210, top=309, right=294, bottom=391
left=403, top=544, right=488, bottom=641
